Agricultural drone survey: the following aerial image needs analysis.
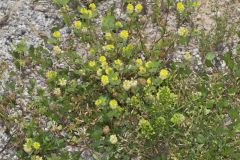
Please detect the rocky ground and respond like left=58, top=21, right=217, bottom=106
left=0, top=0, right=240, bottom=159
left=0, top=0, right=59, bottom=159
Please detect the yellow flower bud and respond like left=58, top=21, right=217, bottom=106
left=135, top=3, right=143, bottom=13
left=159, top=69, right=169, bottom=80
left=119, top=30, right=129, bottom=39
left=101, top=75, right=109, bottom=86
left=53, top=31, right=61, bottom=38
left=109, top=99, right=118, bottom=109
left=127, top=4, right=134, bottom=14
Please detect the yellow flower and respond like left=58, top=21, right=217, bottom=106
left=109, top=99, right=118, bottom=109
left=101, top=61, right=109, bottom=69
left=127, top=4, right=134, bottom=14
left=80, top=8, right=92, bottom=17
left=178, top=27, right=189, bottom=37
left=184, top=51, right=192, bottom=61
left=110, top=134, right=118, bottom=144
left=111, top=74, right=118, bottom=81
left=159, top=69, right=169, bottom=80
left=23, top=143, right=32, bottom=153
left=80, top=8, right=88, bottom=14
left=123, top=80, right=132, bottom=91
left=86, top=9, right=92, bottom=17
left=139, top=66, right=146, bottom=74
left=119, top=30, right=129, bottom=39
left=176, top=2, right=185, bottom=12
left=58, top=78, right=67, bottom=86
left=53, top=46, right=62, bottom=54
left=101, top=75, right=109, bottom=86
left=99, top=56, right=106, bottom=63
left=88, top=60, right=96, bottom=67
left=147, top=78, right=152, bottom=85
left=135, top=3, right=143, bottom=13
left=89, top=3, right=96, bottom=10
left=105, top=32, right=112, bottom=40
left=135, top=59, right=143, bottom=66
left=97, top=69, right=102, bottom=76
left=115, top=21, right=123, bottom=28
left=53, top=88, right=61, bottom=96
left=192, top=1, right=201, bottom=7
left=46, top=71, right=57, bottom=80
left=95, top=98, right=103, bottom=106
left=105, top=67, right=113, bottom=75
left=103, top=44, right=115, bottom=51
left=114, top=59, right=123, bottom=66
left=33, top=142, right=40, bottom=150
left=53, top=31, right=61, bottom=38
left=74, top=20, right=82, bottom=28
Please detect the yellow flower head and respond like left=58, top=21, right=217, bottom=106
left=139, top=66, right=146, bottom=74
left=135, top=3, right=143, bottom=13
left=23, top=143, right=32, bottom=153
left=80, top=8, right=88, bottom=14
left=105, top=67, right=113, bottom=75
left=53, top=31, right=61, bottom=38
left=53, top=46, right=62, bottom=54
left=53, top=88, right=61, bottom=96
left=89, top=3, right=96, bottom=10
left=184, top=51, right=192, bottom=61
left=178, top=27, right=189, bottom=37
left=74, top=20, right=82, bottom=28
left=105, top=32, right=112, bottom=40
left=33, top=142, right=40, bottom=150
left=177, top=2, right=185, bottom=12
left=58, top=78, right=67, bottom=86
left=86, top=9, right=92, bottom=17
left=99, top=56, right=106, bottom=63
left=109, top=99, right=118, bottom=109
left=135, top=59, right=143, bottom=66
left=159, top=69, right=169, bottom=80
left=46, top=70, right=57, bottom=80
left=109, top=134, right=118, bottom=144
left=80, top=8, right=92, bottom=17
left=123, top=80, right=132, bottom=91
left=114, top=59, right=123, bottom=66
left=115, top=21, right=123, bottom=28
left=95, top=98, right=103, bottom=106
left=147, top=78, right=152, bottom=85
left=127, top=4, right=134, bottom=14
left=88, top=60, right=96, bottom=67
left=97, top=69, right=102, bottom=76
left=101, top=61, right=109, bottom=69
left=101, top=75, right=109, bottom=86
left=111, top=74, right=119, bottom=81
left=119, top=30, right=129, bottom=39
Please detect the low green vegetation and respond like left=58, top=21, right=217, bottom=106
left=1, top=0, right=240, bottom=159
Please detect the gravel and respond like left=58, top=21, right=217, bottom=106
left=0, top=0, right=59, bottom=159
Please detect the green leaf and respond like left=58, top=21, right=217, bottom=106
left=206, top=52, right=215, bottom=61
left=101, top=15, right=115, bottom=32
left=52, top=0, right=69, bottom=6
left=223, top=51, right=235, bottom=70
